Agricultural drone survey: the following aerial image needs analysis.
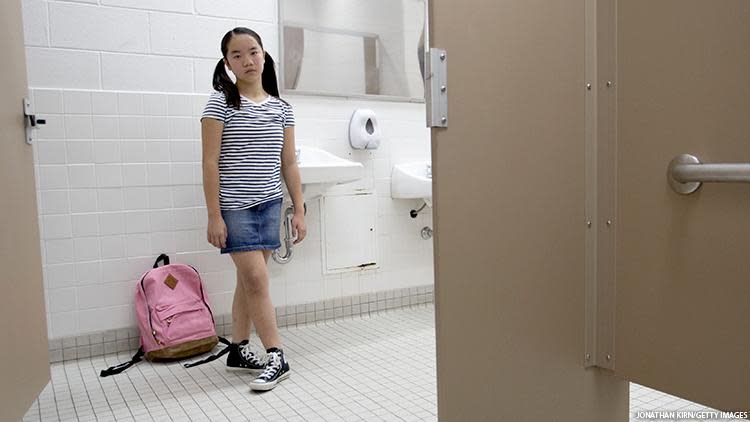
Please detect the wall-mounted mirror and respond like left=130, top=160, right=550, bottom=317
left=280, top=0, right=427, bottom=102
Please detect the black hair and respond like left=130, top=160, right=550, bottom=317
left=212, top=27, right=283, bottom=109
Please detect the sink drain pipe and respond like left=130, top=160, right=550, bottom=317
left=410, top=200, right=428, bottom=218
left=272, top=205, right=296, bottom=264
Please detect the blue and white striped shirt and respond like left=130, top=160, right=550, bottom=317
left=201, top=91, right=295, bottom=210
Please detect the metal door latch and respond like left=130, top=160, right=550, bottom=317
left=23, top=97, right=45, bottom=144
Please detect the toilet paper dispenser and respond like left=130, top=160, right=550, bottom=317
left=348, top=109, right=381, bottom=150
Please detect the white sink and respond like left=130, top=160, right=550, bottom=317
left=291, top=145, right=364, bottom=200
left=391, top=161, right=432, bottom=206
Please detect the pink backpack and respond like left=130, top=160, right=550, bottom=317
left=101, top=254, right=229, bottom=376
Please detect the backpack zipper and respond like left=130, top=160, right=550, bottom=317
left=139, top=273, right=161, bottom=345
left=189, top=265, right=216, bottom=326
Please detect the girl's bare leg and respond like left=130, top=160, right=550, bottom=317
left=230, top=250, right=280, bottom=348
left=230, top=250, right=271, bottom=343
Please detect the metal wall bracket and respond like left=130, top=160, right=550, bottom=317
left=583, top=0, right=617, bottom=371
left=425, top=48, right=448, bottom=128
left=23, top=97, right=45, bottom=145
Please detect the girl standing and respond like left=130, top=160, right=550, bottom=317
left=201, top=27, right=306, bottom=391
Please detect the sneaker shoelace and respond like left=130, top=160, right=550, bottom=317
left=258, top=352, right=282, bottom=381
left=239, top=345, right=265, bottom=367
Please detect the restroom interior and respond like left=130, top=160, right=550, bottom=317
left=24, top=0, right=434, bottom=347
left=6, top=0, right=749, bottom=420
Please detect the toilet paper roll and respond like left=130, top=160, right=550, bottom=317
left=348, top=109, right=381, bottom=150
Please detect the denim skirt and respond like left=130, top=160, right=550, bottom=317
left=220, top=198, right=282, bottom=254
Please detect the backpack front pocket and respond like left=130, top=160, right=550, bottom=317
left=154, top=300, right=215, bottom=343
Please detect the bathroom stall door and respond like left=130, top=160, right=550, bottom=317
left=432, top=0, right=750, bottom=419
left=0, top=0, right=51, bottom=419
left=612, top=0, right=750, bottom=413
left=430, top=0, right=628, bottom=421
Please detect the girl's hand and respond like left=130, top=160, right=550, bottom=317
left=207, top=215, right=227, bottom=249
left=291, top=212, right=307, bottom=244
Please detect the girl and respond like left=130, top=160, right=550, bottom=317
left=201, top=27, right=306, bottom=392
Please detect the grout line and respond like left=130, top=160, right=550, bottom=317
left=91, top=355, right=130, bottom=420
left=149, top=362, right=194, bottom=421
left=59, top=362, right=79, bottom=421
left=112, top=351, right=158, bottom=421
left=74, top=357, right=102, bottom=421
left=157, top=358, right=213, bottom=421
left=188, top=363, right=240, bottom=421
left=132, top=360, right=177, bottom=422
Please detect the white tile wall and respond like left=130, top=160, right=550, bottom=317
left=195, top=0, right=277, bottom=22
left=26, top=47, right=101, bottom=89
left=49, top=2, right=150, bottom=53
left=101, top=53, right=195, bottom=92
left=34, top=90, right=64, bottom=114
left=193, top=58, right=218, bottom=94
left=101, top=0, right=193, bottom=14
left=22, top=0, right=433, bottom=340
left=21, top=0, right=49, bottom=47
left=149, top=13, right=235, bottom=58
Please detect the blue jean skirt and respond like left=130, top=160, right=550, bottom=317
left=220, top=198, right=283, bottom=254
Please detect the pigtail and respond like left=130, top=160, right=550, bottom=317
left=262, top=52, right=281, bottom=98
left=212, top=58, right=241, bottom=109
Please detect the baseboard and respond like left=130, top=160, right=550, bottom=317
left=48, top=285, right=435, bottom=363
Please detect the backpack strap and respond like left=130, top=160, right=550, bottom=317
left=99, top=347, right=145, bottom=377
left=153, top=253, right=170, bottom=268
left=183, top=337, right=232, bottom=368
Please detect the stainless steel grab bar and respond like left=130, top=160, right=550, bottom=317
left=668, top=154, right=750, bottom=194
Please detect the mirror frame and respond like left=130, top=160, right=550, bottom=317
left=278, top=0, right=429, bottom=103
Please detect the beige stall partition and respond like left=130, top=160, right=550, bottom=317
left=0, top=0, right=51, bottom=419
left=430, top=0, right=628, bottom=420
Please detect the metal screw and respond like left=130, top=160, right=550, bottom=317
left=440, top=52, right=446, bottom=61
left=606, top=220, right=612, bottom=227
left=606, top=354, right=612, bottom=361
left=586, top=83, right=592, bottom=90
left=441, top=117, right=447, bottom=124
left=440, top=85, right=447, bottom=92
left=585, top=353, right=591, bottom=361
left=586, top=220, right=592, bottom=228
left=607, top=81, right=613, bottom=87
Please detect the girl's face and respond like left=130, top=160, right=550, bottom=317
left=224, top=34, right=264, bottom=84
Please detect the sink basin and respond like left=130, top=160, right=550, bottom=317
left=391, top=161, right=432, bottom=206
left=291, top=145, right=364, bottom=200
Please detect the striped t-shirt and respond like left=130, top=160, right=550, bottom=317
left=201, top=91, right=295, bottom=210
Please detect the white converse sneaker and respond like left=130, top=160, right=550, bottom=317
left=249, top=348, right=290, bottom=391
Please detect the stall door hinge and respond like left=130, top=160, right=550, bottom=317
left=425, top=48, right=448, bottom=128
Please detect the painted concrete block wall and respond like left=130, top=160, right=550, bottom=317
left=22, top=0, right=434, bottom=339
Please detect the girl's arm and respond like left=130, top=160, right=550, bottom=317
left=280, top=126, right=307, bottom=244
left=201, top=118, right=227, bottom=248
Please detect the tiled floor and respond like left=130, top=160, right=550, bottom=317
left=23, top=304, right=738, bottom=422
left=23, top=304, right=437, bottom=422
